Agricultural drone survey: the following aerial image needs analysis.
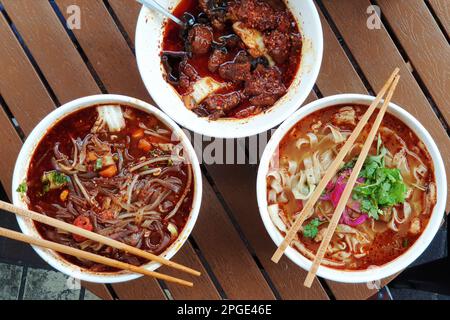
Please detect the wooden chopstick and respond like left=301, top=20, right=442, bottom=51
left=304, top=74, right=401, bottom=287
left=0, top=226, right=193, bottom=287
left=271, top=67, right=400, bottom=263
left=0, top=200, right=200, bottom=277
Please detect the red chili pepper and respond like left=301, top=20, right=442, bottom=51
left=72, top=215, right=93, bottom=242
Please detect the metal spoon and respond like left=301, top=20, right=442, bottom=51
left=136, top=0, right=184, bottom=27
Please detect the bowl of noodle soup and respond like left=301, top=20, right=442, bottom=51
left=12, top=95, right=202, bottom=283
left=257, top=94, right=446, bottom=283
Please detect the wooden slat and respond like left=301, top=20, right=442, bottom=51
left=114, top=243, right=221, bottom=300
left=108, top=0, right=142, bottom=47
left=1, top=0, right=165, bottom=299
left=316, top=10, right=367, bottom=95
left=206, top=163, right=329, bottom=300
left=71, top=0, right=281, bottom=300
left=159, top=243, right=221, bottom=300
left=188, top=177, right=275, bottom=299
left=0, top=14, right=54, bottom=135
left=321, top=0, right=450, bottom=209
left=0, top=107, right=22, bottom=200
left=377, top=0, right=450, bottom=123
left=428, top=0, right=450, bottom=35
left=0, top=16, right=62, bottom=269
left=56, top=0, right=149, bottom=102
left=1, top=0, right=100, bottom=101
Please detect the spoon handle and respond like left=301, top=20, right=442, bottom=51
left=136, top=0, right=184, bottom=27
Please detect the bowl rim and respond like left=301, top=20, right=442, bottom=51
left=11, top=94, right=203, bottom=284
left=256, top=93, right=447, bottom=283
left=135, top=0, right=324, bottom=138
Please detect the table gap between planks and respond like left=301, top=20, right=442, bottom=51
left=0, top=0, right=448, bottom=300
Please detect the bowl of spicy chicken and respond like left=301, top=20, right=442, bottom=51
left=136, top=0, right=323, bottom=138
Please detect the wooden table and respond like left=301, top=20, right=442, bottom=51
left=0, top=0, right=448, bottom=300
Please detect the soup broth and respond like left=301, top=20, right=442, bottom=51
left=267, top=104, right=436, bottom=270
left=22, top=105, right=194, bottom=272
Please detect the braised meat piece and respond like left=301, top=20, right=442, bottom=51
left=234, top=105, right=259, bottom=118
left=199, top=0, right=228, bottom=30
left=218, top=34, right=243, bottom=49
left=274, top=11, right=293, bottom=33
left=218, top=51, right=251, bottom=82
left=264, top=29, right=291, bottom=64
left=208, top=49, right=228, bottom=72
left=229, top=0, right=277, bottom=31
left=244, top=64, right=286, bottom=107
left=203, top=91, right=242, bottom=112
left=187, top=24, right=214, bottom=55
left=179, top=59, right=199, bottom=90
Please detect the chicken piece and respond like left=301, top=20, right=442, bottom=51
left=232, top=22, right=275, bottom=66
left=409, top=217, right=421, bottom=235
left=332, top=107, right=356, bottom=126
left=187, top=24, right=214, bottom=55
left=183, top=77, right=225, bottom=109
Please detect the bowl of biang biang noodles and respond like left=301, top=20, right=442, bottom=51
left=135, top=0, right=323, bottom=138
left=12, top=95, right=202, bottom=283
left=257, top=94, right=446, bottom=283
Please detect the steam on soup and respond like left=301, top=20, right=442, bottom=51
left=20, top=105, right=194, bottom=272
left=266, top=104, right=436, bottom=270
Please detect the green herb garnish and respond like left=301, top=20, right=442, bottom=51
left=402, top=238, right=409, bottom=248
left=303, top=218, right=323, bottom=238
left=16, top=182, right=27, bottom=194
left=167, top=159, right=174, bottom=166
left=95, top=158, right=103, bottom=171
left=341, top=158, right=357, bottom=171
left=41, top=171, right=70, bottom=192
left=353, top=135, right=407, bottom=220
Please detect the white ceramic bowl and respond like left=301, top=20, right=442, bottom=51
left=135, top=0, right=323, bottom=138
left=12, top=94, right=203, bottom=284
left=257, top=94, right=447, bottom=283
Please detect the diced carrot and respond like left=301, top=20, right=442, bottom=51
left=132, top=128, right=145, bottom=139
left=72, top=215, right=93, bottom=242
left=138, top=138, right=152, bottom=152
left=60, top=189, right=69, bottom=202
left=87, top=151, right=97, bottom=162
left=99, top=164, right=118, bottom=178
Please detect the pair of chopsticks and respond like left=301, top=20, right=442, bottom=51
left=0, top=200, right=200, bottom=287
left=271, top=68, right=401, bottom=287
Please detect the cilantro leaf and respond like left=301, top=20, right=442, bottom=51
left=16, top=182, right=27, bottom=194
left=41, top=171, right=69, bottom=192
left=303, top=218, right=322, bottom=238
left=353, top=136, right=407, bottom=220
left=341, top=158, right=356, bottom=171
left=95, top=158, right=103, bottom=171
